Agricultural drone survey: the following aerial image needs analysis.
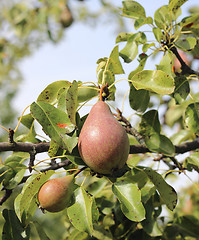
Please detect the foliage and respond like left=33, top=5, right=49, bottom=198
left=0, top=0, right=199, bottom=239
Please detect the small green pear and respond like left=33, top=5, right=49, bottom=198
left=38, top=175, right=75, bottom=212
left=78, top=101, right=130, bottom=175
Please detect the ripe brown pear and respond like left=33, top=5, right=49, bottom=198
left=38, top=175, right=75, bottom=212
left=78, top=101, right=130, bottom=175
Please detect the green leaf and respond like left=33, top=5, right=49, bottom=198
left=130, top=70, right=175, bottom=95
left=139, top=110, right=161, bottom=137
left=77, top=85, right=98, bottom=103
left=144, top=168, right=177, bottom=211
left=19, top=113, right=35, bottom=129
left=92, top=225, right=113, bottom=240
left=181, top=14, right=199, bottom=29
left=115, top=32, right=134, bottom=43
left=172, top=76, right=190, bottom=104
left=154, top=5, right=171, bottom=29
left=2, top=209, right=30, bottom=240
left=107, top=45, right=124, bottom=75
left=112, top=180, right=146, bottom=222
left=156, top=51, right=174, bottom=76
left=141, top=198, right=162, bottom=237
left=65, top=80, right=78, bottom=125
left=169, top=0, right=188, bottom=14
left=30, top=101, right=78, bottom=152
left=145, top=133, right=175, bottom=156
left=31, top=221, right=50, bottom=240
left=170, top=129, right=193, bottom=145
left=48, top=140, right=61, bottom=158
left=57, top=80, right=78, bottom=126
left=174, top=215, right=199, bottom=238
left=6, top=169, right=26, bottom=190
left=153, top=27, right=163, bottom=42
left=142, top=43, right=155, bottom=53
left=175, top=36, right=197, bottom=51
left=16, top=113, right=38, bottom=143
left=67, top=187, right=95, bottom=234
left=37, top=80, right=71, bottom=104
left=86, top=178, right=108, bottom=197
left=0, top=158, right=27, bottom=189
left=185, top=152, right=199, bottom=172
left=129, top=84, right=149, bottom=112
left=134, top=17, right=153, bottom=30
left=122, top=1, right=146, bottom=19
left=128, top=53, right=148, bottom=79
left=14, top=171, right=54, bottom=224
left=185, top=102, right=199, bottom=135
left=120, top=39, right=138, bottom=63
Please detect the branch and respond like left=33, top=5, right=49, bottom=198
left=0, top=141, right=50, bottom=153
left=170, top=46, right=199, bottom=76
left=0, top=139, right=199, bottom=155
left=0, top=189, right=12, bottom=205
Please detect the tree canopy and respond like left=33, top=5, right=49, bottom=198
left=1, top=0, right=199, bottom=239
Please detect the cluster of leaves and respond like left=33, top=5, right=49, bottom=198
left=1, top=0, right=199, bottom=239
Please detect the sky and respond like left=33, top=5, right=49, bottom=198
left=11, top=0, right=199, bottom=192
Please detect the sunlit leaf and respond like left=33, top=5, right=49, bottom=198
left=107, top=45, right=124, bottom=75
left=156, top=51, right=174, bottom=76
left=154, top=5, right=171, bottom=29
left=115, top=32, right=134, bottom=43
left=77, top=85, right=98, bottom=103
left=134, top=17, right=153, bottom=30
left=142, top=43, right=155, bottom=52
left=122, top=1, right=146, bottom=19
left=175, top=37, right=197, bottom=51
left=144, top=168, right=177, bottom=211
left=6, top=169, right=26, bottom=190
left=169, top=0, right=188, bottom=14
left=131, top=70, right=175, bottom=95
left=112, top=180, right=146, bottom=221
left=37, top=80, right=71, bottom=104
left=30, top=101, right=78, bottom=152
left=153, top=27, right=163, bottom=42
left=120, top=39, right=138, bottom=63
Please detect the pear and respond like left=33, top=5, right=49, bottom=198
left=78, top=101, right=130, bottom=175
left=38, top=175, right=75, bottom=212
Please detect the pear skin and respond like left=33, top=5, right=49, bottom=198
left=78, top=101, right=130, bottom=175
left=38, top=175, right=74, bottom=212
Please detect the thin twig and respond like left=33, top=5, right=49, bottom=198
left=0, top=189, right=12, bottom=205
left=170, top=46, right=199, bottom=76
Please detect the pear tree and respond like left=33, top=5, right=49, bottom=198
left=1, top=1, right=199, bottom=239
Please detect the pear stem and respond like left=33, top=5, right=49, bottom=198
left=99, top=83, right=109, bottom=101
left=74, top=166, right=87, bottom=177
